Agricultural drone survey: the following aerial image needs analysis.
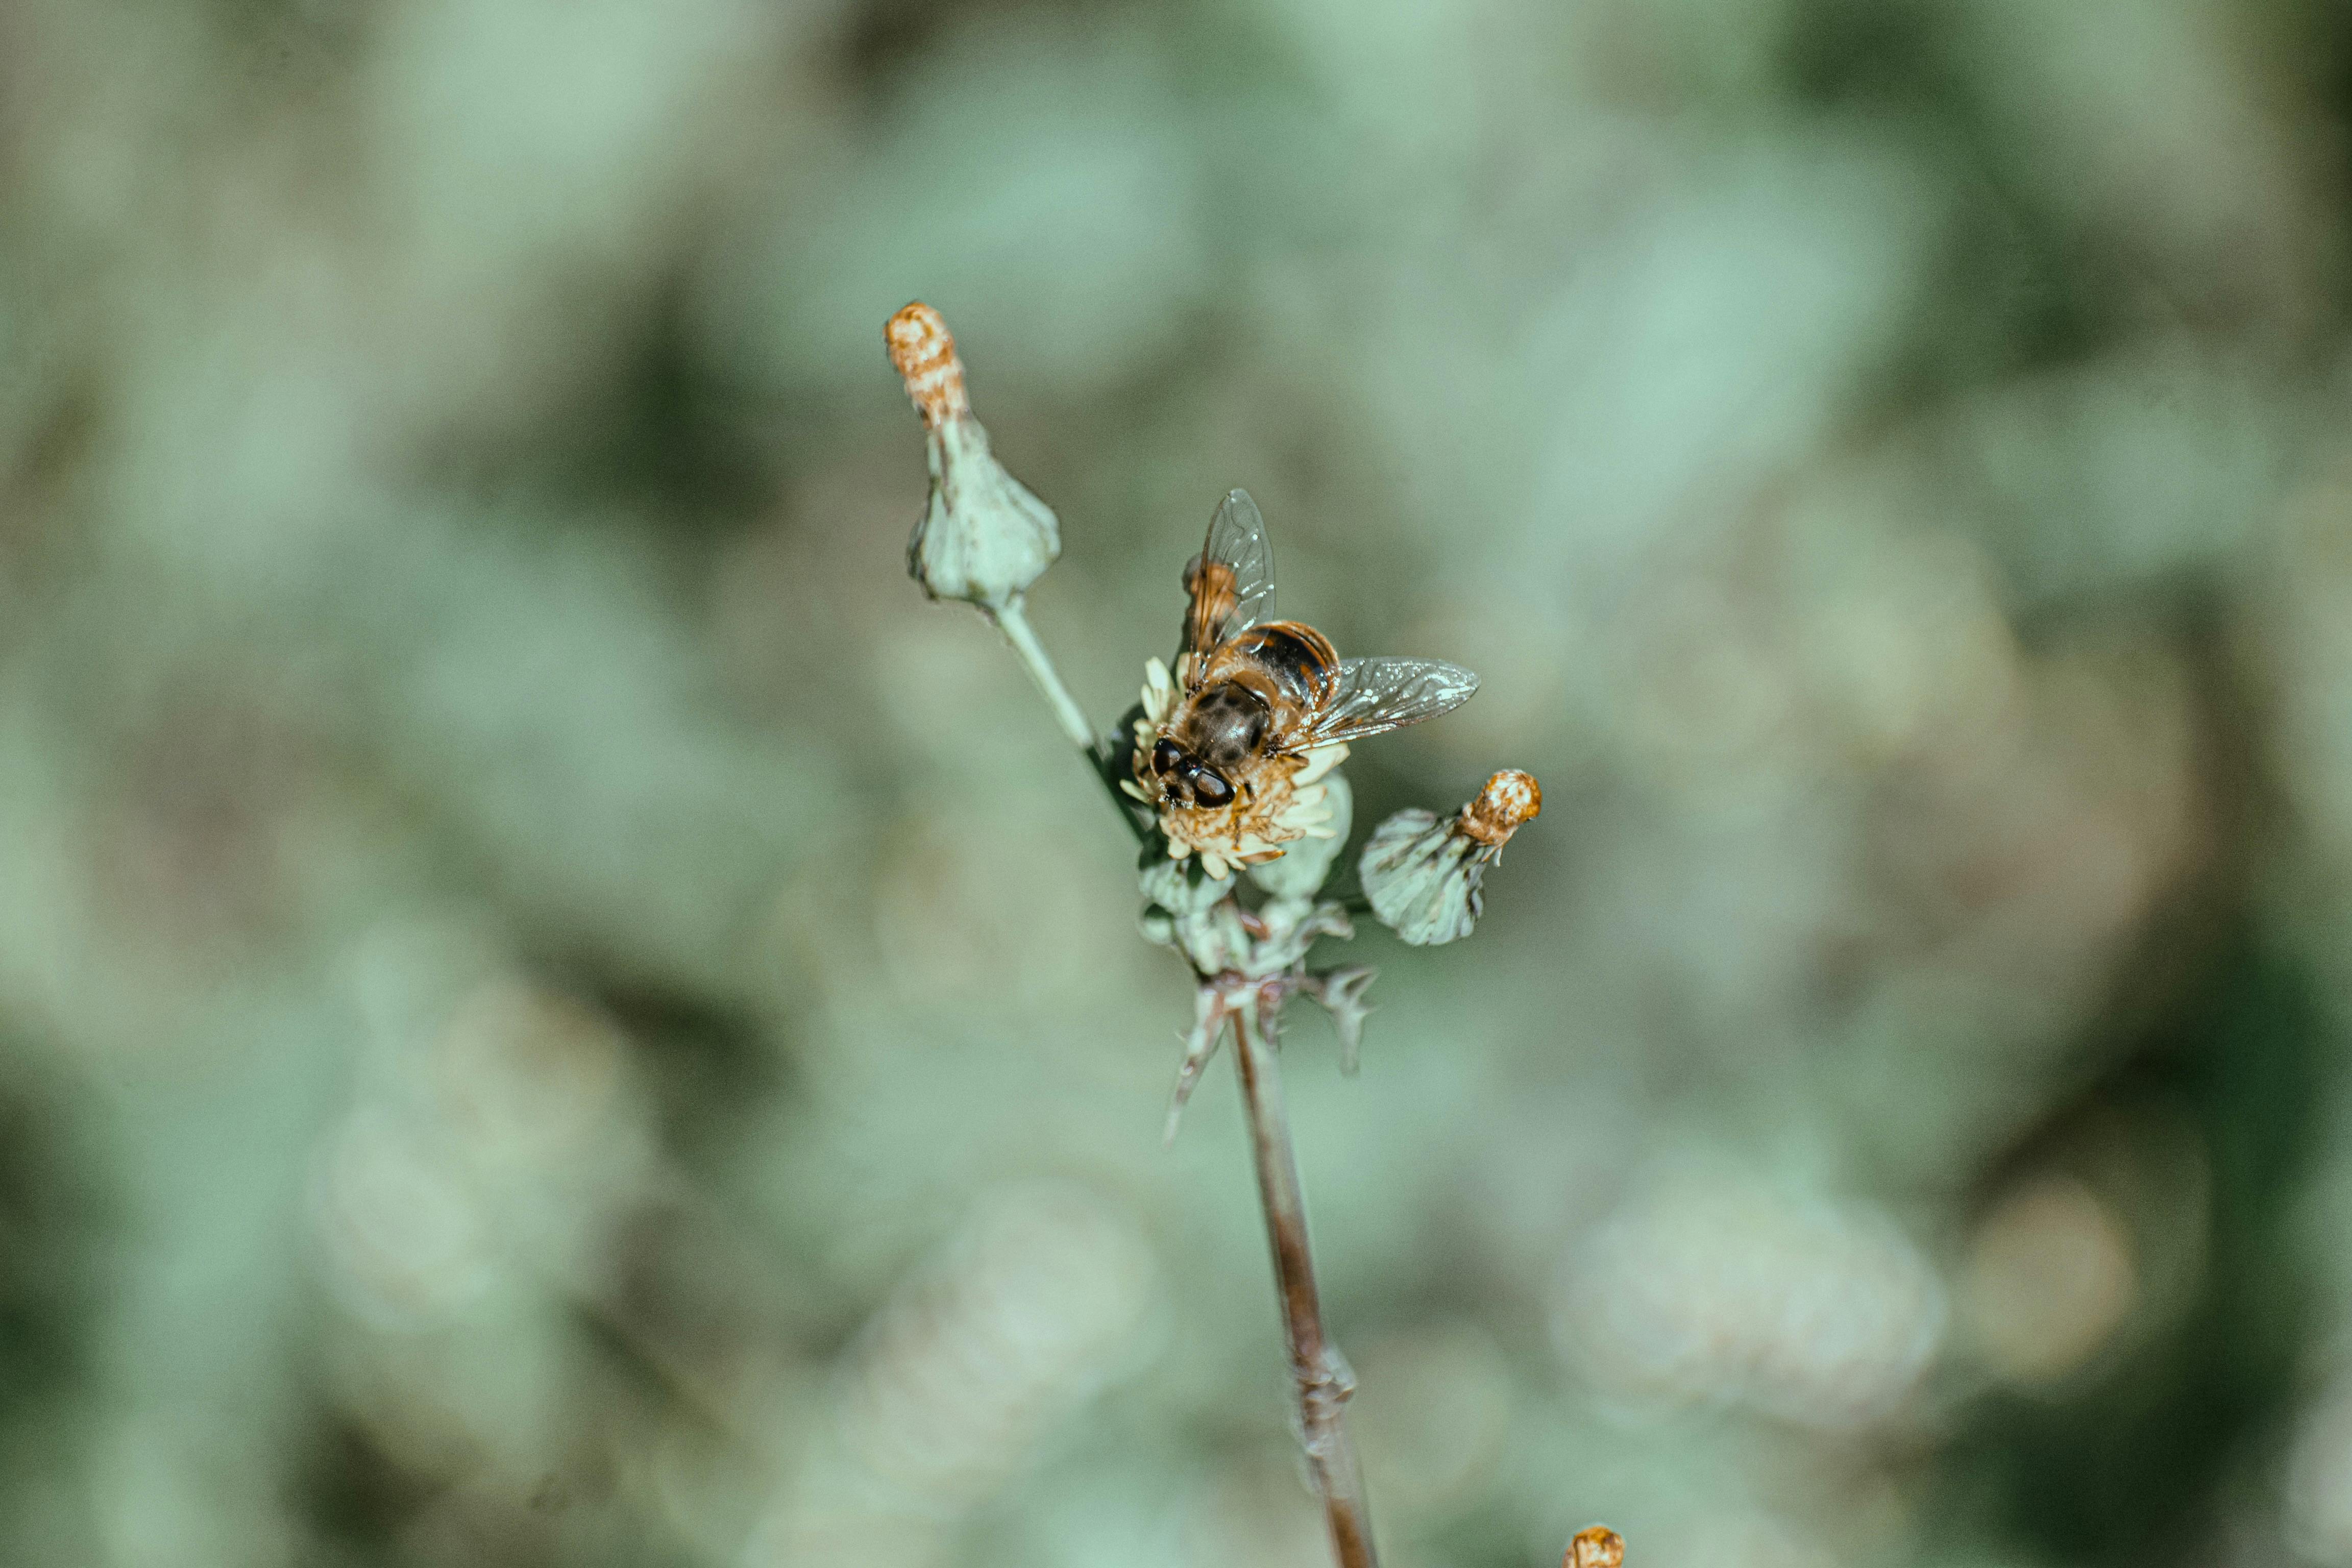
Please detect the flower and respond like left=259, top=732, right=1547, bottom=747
left=1247, top=771, right=1352, bottom=901
left=1359, top=769, right=1542, bottom=945
left=886, top=302, right=1059, bottom=613
left=1117, top=657, right=1348, bottom=880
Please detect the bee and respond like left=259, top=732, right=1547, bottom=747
left=1141, top=489, right=1478, bottom=820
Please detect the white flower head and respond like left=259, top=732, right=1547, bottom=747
left=888, top=302, right=1059, bottom=613
left=1360, top=769, right=1542, bottom=945
left=1118, top=657, right=1348, bottom=882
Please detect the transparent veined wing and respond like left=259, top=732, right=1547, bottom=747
left=1182, top=488, right=1278, bottom=655
left=1301, top=656, right=1479, bottom=746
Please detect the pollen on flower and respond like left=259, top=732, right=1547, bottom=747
left=886, top=302, right=970, bottom=428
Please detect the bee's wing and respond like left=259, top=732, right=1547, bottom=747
left=1301, top=656, right=1480, bottom=746
left=1182, top=488, right=1279, bottom=656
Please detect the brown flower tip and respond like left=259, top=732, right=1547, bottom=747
left=1565, top=1526, right=1624, bottom=1568
left=886, top=301, right=969, bottom=427
left=1459, top=768, right=1541, bottom=846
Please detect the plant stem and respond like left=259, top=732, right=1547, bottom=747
left=990, top=597, right=1152, bottom=842
left=986, top=567, right=1373, bottom=1560
left=1230, top=1003, right=1379, bottom=1568
left=990, top=598, right=1095, bottom=754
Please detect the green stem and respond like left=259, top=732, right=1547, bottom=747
left=991, top=597, right=1094, bottom=753
left=989, top=597, right=1150, bottom=842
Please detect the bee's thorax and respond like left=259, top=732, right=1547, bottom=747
left=1178, top=681, right=1272, bottom=771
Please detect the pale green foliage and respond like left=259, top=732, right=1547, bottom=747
left=910, top=414, right=1062, bottom=612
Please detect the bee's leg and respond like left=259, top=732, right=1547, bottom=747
left=1163, top=988, right=1229, bottom=1145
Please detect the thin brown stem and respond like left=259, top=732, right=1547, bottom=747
left=1230, top=1003, right=1379, bottom=1568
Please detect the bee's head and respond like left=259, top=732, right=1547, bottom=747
left=1150, top=737, right=1235, bottom=809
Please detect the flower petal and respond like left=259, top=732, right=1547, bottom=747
left=1294, top=745, right=1348, bottom=786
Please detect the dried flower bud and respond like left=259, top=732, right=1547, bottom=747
left=1460, top=768, right=1541, bottom=845
left=885, top=302, right=969, bottom=429
left=1566, top=1526, right=1625, bottom=1568
left=1359, top=769, right=1541, bottom=946
left=887, top=302, right=1059, bottom=613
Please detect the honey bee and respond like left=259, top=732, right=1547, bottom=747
left=1142, top=489, right=1478, bottom=815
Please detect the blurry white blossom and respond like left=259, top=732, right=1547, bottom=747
left=745, top=1184, right=1157, bottom=1565
left=1550, top=1168, right=1945, bottom=1429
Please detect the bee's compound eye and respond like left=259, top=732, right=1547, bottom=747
left=1191, top=768, right=1235, bottom=807
left=1152, top=738, right=1185, bottom=777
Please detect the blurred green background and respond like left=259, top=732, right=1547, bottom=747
left=5, top=1, right=2352, bottom=1565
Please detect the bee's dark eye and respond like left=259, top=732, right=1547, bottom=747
left=1191, top=768, right=1234, bottom=807
left=1152, top=738, right=1185, bottom=777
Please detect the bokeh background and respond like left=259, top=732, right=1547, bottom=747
left=5, top=1, right=2352, bottom=1565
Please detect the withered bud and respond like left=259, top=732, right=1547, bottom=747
left=1359, top=768, right=1543, bottom=946
left=886, top=302, right=1059, bottom=613
left=1566, top=1526, right=1625, bottom=1568
left=1460, top=768, right=1541, bottom=845
left=886, top=302, right=970, bottom=428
